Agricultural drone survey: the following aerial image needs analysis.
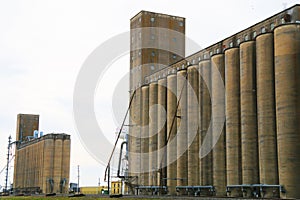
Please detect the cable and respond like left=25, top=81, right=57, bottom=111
left=158, top=71, right=188, bottom=181
left=0, top=155, right=15, bottom=175
left=104, top=89, right=136, bottom=182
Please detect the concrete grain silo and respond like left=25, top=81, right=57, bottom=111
left=13, top=133, right=70, bottom=194
left=129, top=11, right=185, bottom=191
left=62, top=136, right=71, bottom=192
left=129, top=87, right=142, bottom=186
left=211, top=54, right=226, bottom=196
left=43, top=137, right=54, bottom=193
left=225, top=48, right=242, bottom=197
left=239, top=41, right=259, bottom=190
left=166, top=73, right=177, bottom=195
left=274, top=24, right=300, bottom=199
left=157, top=78, right=167, bottom=187
left=199, top=60, right=212, bottom=186
left=141, top=85, right=149, bottom=187
left=187, top=65, right=199, bottom=187
left=149, top=82, right=158, bottom=186
left=128, top=5, right=300, bottom=198
left=176, top=69, right=188, bottom=193
left=53, top=138, right=63, bottom=192
left=256, top=33, right=279, bottom=197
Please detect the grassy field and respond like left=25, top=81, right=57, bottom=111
left=0, top=196, right=163, bottom=200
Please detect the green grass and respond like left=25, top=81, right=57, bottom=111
left=0, top=196, right=163, bottom=200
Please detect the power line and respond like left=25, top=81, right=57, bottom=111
left=4, top=135, right=12, bottom=194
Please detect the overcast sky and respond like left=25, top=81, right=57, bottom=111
left=0, top=0, right=298, bottom=188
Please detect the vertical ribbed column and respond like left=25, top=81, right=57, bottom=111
left=167, top=74, right=177, bottom=195
left=34, top=143, right=38, bottom=188
left=44, top=138, right=54, bottom=193
left=225, top=48, right=242, bottom=197
left=37, top=142, right=40, bottom=190
left=198, top=62, right=203, bottom=185
left=21, top=148, right=25, bottom=188
left=28, top=144, right=32, bottom=187
left=274, top=24, right=300, bottom=199
left=22, top=147, right=26, bottom=187
left=176, top=70, right=188, bottom=193
left=187, top=66, right=199, bottom=186
left=24, top=147, right=28, bottom=187
left=62, top=138, right=71, bottom=193
left=240, top=41, right=259, bottom=190
left=53, top=138, right=63, bottom=193
left=141, top=85, right=149, bottom=187
left=211, top=54, right=226, bottom=196
left=36, top=143, right=38, bottom=187
left=129, top=87, right=142, bottom=187
left=256, top=33, right=279, bottom=197
left=13, top=148, right=19, bottom=189
left=128, top=90, right=134, bottom=191
left=149, top=82, right=158, bottom=186
left=199, top=60, right=212, bottom=186
left=41, top=140, right=46, bottom=193
left=38, top=142, right=42, bottom=189
left=157, top=78, right=167, bottom=187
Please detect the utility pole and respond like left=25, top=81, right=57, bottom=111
left=77, top=165, right=80, bottom=193
left=107, top=164, right=110, bottom=195
left=5, top=135, right=11, bottom=195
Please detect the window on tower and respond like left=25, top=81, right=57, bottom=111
left=253, top=31, right=257, bottom=39
left=271, top=23, right=275, bottom=30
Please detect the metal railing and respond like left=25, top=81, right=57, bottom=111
left=135, top=186, right=167, bottom=195
left=176, top=185, right=215, bottom=196
left=226, top=184, right=285, bottom=198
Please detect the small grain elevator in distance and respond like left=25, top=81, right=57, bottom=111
left=13, top=114, right=71, bottom=194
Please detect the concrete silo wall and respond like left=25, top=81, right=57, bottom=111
left=176, top=70, right=188, bottom=193
left=53, top=139, right=63, bottom=193
left=166, top=74, right=177, bottom=195
left=211, top=54, right=226, bottom=196
left=274, top=24, right=300, bottom=199
left=128, top=6, right=300, bottom=199
left=225, top=48, right=242, bottom=197
left=256, top=33, right=279, bottom=197
left=128, top=87, right=142, bottom=187
left=239, top=41, right=259, bottom=188
left=141, top=85, right=149, bottom=187
left=199, top=60, right=212, bottom=186
left=149, top=82, right=158, bottom=186
left=13, top=134, right=70, bottom=194
left=157, top=78, right=167, bottom=187
left=187, top=65, right=199, bottom=187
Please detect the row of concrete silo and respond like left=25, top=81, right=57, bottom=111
left=130, top=23, right=300, bottom=199
left=14, top=134, right=70, bottom=194
left=224, top=24, right=300, bottom=199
